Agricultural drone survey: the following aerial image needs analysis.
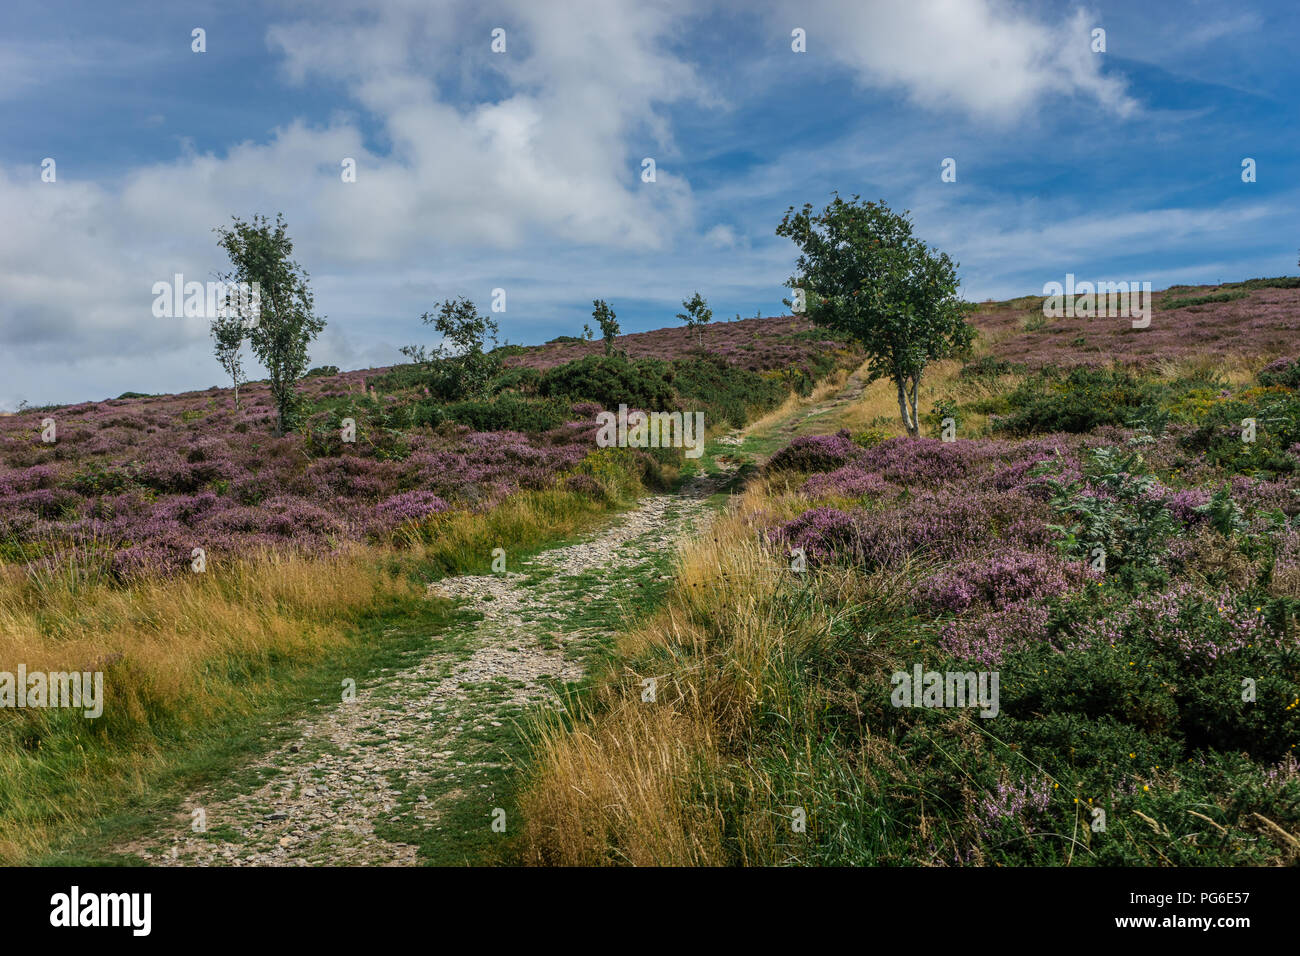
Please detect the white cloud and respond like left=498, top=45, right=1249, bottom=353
left=775, top=0, right=1136, bottom=122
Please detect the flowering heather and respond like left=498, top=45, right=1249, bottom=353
left=938, top=600, right=1052, bottom=667
left=369, top=491, right=450, bottom=532
left=855, top=437, right=979, bottom=486
left=971, top=284, right=1300, bottom=370
left=978, top=776, right=1053, bottom=836
left=916, top=549, right=1095, bottom=614
left=1126, top=586, right=1275, bottom=663
left=765, top=429, right=862, bottom=473
left=802, top=465, right=895, bottom=499
left=0, top=378, right=593, bottom=577
left=508, top=315, right=861, bottom=375
left=766, top=507, right=862, bottom=565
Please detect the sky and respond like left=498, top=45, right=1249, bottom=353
left=1, top=0, right=1296, bottom=410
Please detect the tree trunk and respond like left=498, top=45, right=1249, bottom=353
left=907, top=376, right=920, bottom=438
left=895, top=378, right=915, bottom=437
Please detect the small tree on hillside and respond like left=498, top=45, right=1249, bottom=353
left=215, top=213, right=325, bottom=434
left=777, top=195, right=974, bottom=436
left=401, top=297, right=500, bottom=401
left=592, top=299, right=620, bottom=356
left=676, top=291, right=712, bottom=346
left=209, top=307, right=248, bottom=409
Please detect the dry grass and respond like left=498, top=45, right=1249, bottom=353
left=0, top=462, right=648, bottom=863
left=517, top=474, right=838, bottom=865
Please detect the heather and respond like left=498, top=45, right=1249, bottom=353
left=968, top=279, right=1300, bottom=370
left=522, top=326, right=1300, bottom=866
left=0, top=322, right=858, bottom=580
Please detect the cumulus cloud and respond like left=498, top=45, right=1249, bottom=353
left=776, top=0, right=1136, bottom=122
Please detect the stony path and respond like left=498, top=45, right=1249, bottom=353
left=119, top=474, right=731, bottom=866
left=117, top=367, right=866, bottom=866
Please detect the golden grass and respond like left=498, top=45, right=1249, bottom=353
left=0, top=459, right=649, bottom=863
left=0, top=544, right=416, bottom=862
left=831, top=358, right=965, bottom=436
left=517, top=473, right=839, bottom=865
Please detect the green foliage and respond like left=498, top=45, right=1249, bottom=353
left=489, top=366, right=541, bottom=396
left=1042, top=447, right=1179, bottom=588
left=996, top=367, right=1168, bottom=435
left=440, top=395, right=572, bottom=433
left=958, top=356, right=1026, bottom=380
left=777, top=194, right=974, bottom=436
left=669, top=355, right=786, bottom=428
left=215, top=213, right=325, bottom=433
left=1162, top=291, right=1247, bottom=310
left=592, top=299, right=620, bottom=357
left=305, top=365, right=339, bottom=377
left=1259, top=358, right=1300, bottom=390
left=400, top=297, right=503, bottom=402
left=538, top=354, right=676, bottom=411
left=852, top=426, right=891, bottom=448
left=1178, top=391, right=1300, bottom=478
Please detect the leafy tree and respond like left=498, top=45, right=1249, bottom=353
left=215, top=213, right=325, bottom=434
left=777, top=194, right=974, bottom=436
left=209, top=306, right=248, bottom=409
left=401, top=297, right=501, bottom=401
left=676, top=291, right=712, bottom=346
left=592, top=299, right=620, bottom=356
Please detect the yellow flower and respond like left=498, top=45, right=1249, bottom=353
left=1128, top=753, right=1136, bottom=759
left=1143, top=785, right=1150, bottom=792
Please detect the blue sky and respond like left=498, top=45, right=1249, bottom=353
left=1, top=0, right=1296, bottom=409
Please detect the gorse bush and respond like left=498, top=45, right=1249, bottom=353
left=538, top=354, right=677, bottom=411
left=667, top=355, right=787, bottom=427
left=996, top=367, right=1167, bottom=435
left=441, top=395, right=573, bottom=434
left=1258, top=357, right=1300, bottom=390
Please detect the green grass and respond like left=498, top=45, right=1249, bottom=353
left=34, top=589, right=469, bottom=865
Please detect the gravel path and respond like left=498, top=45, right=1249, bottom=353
left=117, top=368, right=865, bottom=866
left=119, top=473, right=731, bottom=866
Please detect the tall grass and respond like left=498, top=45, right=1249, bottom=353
left=0, top=453, right=651, bottom=863
left=517, top=479, right=905, bottom=865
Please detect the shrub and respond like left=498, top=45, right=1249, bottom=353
left=1258, top=357, right=1300, bottom=390
left=668, top=355, right=786, bottom=427
left=996, top=367, right=1166, bottom=435
left=443, top=395, right=573, bottom=434
left=1041, top=446, right=1180, bottom=588
left=766, top=430, right=861, bottom=473
left=490, top=367, right=541, bottom=395
left=538, top=354, right=676, bottom=411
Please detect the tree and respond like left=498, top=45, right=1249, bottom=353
left=592, top=299, right=620, bottom=356
left=776, top=195, right=974, bottom=436
left=401, top=297, right=500, bottom=401
left=209, top=307, right=248, bottom=409
left=676, top=291, right=712, bottom=346
left=215, top=214, right=325, bottom=435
